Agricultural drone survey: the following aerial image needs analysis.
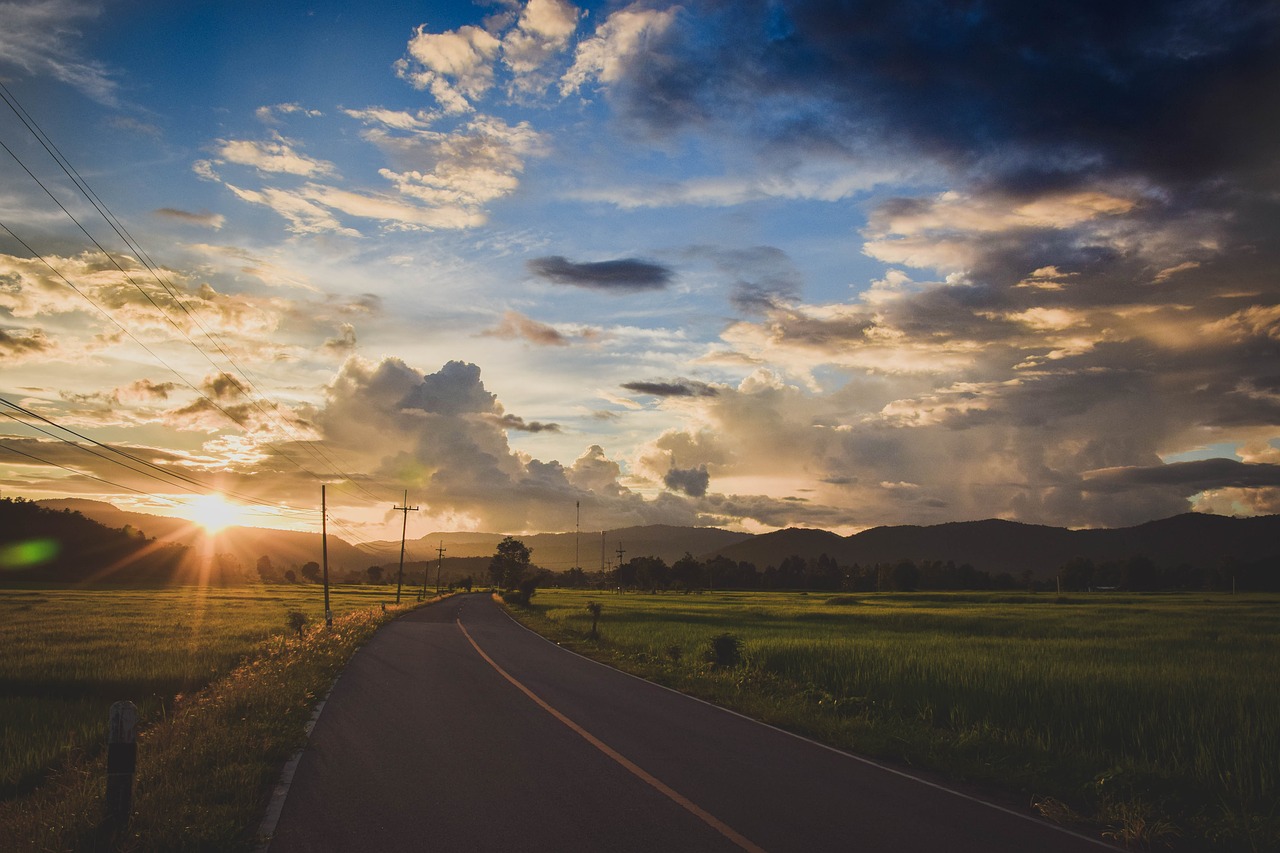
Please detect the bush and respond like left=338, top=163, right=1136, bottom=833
left=705, top=632, right=743, bottom=668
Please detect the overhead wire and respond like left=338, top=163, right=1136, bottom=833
left=0, top=82, right=397, bottom=506
left=0, top=95, right=412, bottom=540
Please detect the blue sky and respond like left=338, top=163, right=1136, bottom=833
left=2, top=0, right=1279, bottom=539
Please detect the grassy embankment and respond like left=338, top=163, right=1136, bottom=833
left=508, top=589, right=1280, bottom=852
left=0, top=583, right=441, bottom=851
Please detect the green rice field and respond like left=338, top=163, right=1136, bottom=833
left=517, top=589, right=1280, bottom=850
left=0, top=583, right=410, bottom=802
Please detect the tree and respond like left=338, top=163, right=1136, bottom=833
left=284, top=569, right=297, bottom=583
left=301, top=561, right=321, bottom=583
left=256, top=555, right=275, bottom=581
left=671, top=552, right=703, bottom=589
left=366, top=564, right=384, bottom=584
left=488, top=536, right=532, bottom=589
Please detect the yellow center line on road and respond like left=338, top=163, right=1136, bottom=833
left=456, top=618, right=767, bottom=853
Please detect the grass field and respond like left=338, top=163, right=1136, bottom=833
left=514, top=589, right=1280, bottom=851
left=0, top=583, right=416, bottom=804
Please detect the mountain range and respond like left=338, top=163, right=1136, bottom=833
left=33, top=499, right=1280, bottom=581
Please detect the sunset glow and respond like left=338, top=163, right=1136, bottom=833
left=0, top=1, right=1277, bottom=540
left=179, top=495, right=252, bottom=536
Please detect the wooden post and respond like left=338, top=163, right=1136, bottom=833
left=105, top=700, right=137, bottom=826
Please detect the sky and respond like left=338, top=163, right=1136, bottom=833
left=1, top=0, right=1279, bottom=541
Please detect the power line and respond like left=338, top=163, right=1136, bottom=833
left=0, top=85, right=394, bottom=504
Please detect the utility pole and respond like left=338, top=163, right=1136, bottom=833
left=393, top=491, right=418, bottom=605
left=321, top=485, right=331, bottom=627
left=575, top=500, right=580, bottom=572
left=435, top=541, right=446, bottom=594
left=615, top=544, right=625, bottom=593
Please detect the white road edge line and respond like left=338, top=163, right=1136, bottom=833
left=254, top=673, right=341, bottom=853
left=496, top=601, right=1118, bottom=850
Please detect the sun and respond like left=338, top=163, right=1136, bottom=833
left=181, top=494, right=250, bottom=535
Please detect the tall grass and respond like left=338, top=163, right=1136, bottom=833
left=519, top=590, right=1280, bottom=850
left=0, top=584, right=404, bottom=802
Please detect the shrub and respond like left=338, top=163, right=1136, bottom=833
left=705, top=633, right=743, bottom=668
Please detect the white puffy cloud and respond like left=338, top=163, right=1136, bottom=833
left=502, top=0, right=582, bottom=96
left=561, top=5, right=678, bottom=95
left=396, top=23, right=502, bottom=114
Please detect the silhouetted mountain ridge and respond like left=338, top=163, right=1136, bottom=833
left=709, top=513, right=1280, bottom=577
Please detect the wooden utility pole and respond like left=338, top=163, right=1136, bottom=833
left=435, top=541, right=446, bottom=594
left=575, top=500, right=580, bottom=571
left=321, top=485, right=331, bottom=627
left=393, top=491, right=418, bottom=604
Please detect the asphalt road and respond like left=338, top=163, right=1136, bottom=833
left=267, top=594, right=1112, bottom=852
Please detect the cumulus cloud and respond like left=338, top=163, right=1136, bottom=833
left=664, top=463, right=710, bottom=497
left=560, top=5, right=678, bottom=96
left=527, top=255, right=672, bottom=292
left=502, top=0, right=583, bottom=96
left=396, top=23, right=502, bottom=114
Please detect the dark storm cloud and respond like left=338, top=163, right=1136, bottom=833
left=487, top=413, right=562, bottom=433
left=399, top=361, right=498, bottom=416
left=1084, top=459, right=1280, bottom=494
left=622, top=380, right=719, bottom=398
left=526, top=255, right=673, bottom=292
left=612, top=0, right=1280, bottom=187
left=664, top=464, right=710, bottom=497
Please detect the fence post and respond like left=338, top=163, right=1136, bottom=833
left=106, top=700, right=137, bottom=826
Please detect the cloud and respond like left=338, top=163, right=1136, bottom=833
left=622, top=379, right=718, bottom=398
left=664, top=463, right=710, bottom=497
left=527, top=255, right=672, bottom=292
left=502, top=0, right=583, bottom=96
left=0, top=326, right=54, bottom=362
left=255, top=103, right=324, bottom=124
left=1083, top=459, right=1280, bottom=494
left=153, top=208, right=225, bottom=230
left=487, top=413, right=562, bottom=433
left=215, top=135, right=336, bottom=177
left=366, top=114, right=546, bottom=209
left=396, top=23, right=502, bottom=114
left=592, top=1, right=1280, bottom=190
left=0, top=0, right=117, bottom=103
left=561, top=5, right=678, bottom=96
left=684, top=245, right=802, bottom=313
left=310, top=357, right=693, bottom=531
left=479, top=310, right=569, bottom=346
left=322, top=323, right=357, bottom=355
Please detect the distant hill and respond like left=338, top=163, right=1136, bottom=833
left=35, top=498, right=1278, bottom=582
left=710, top=514, right=1280, bottom=578
left=36, top=499, right=381, bottom=575
left=1, top=498, right=190, bottom=584
left=36, top=501, right=750, bottom=575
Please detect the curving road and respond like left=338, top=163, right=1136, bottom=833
left=266, top=594, right=1112, bottom=852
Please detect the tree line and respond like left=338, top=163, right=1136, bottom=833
left=542, top=551, right=1280, bottom=593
